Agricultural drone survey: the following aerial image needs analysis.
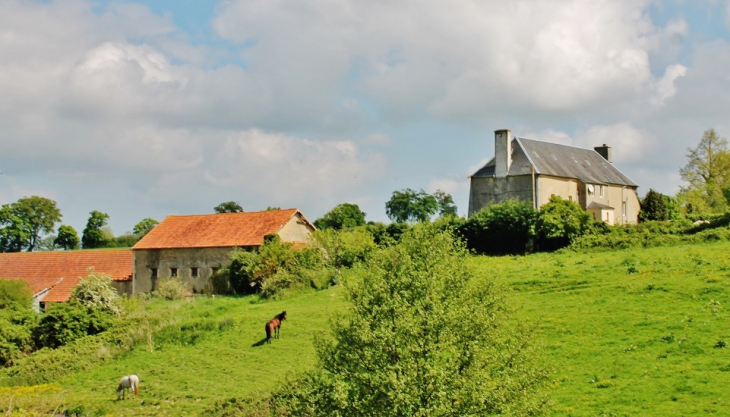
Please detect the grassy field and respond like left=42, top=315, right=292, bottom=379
left=2, top=240, right=730, bottom=415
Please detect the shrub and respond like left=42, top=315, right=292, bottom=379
left=33, top=302, right=114, bottom=349
left=154, top=277, right=191, bottom=300
left=309, top=228, right=376, bottom=270
left=70, top=268, right=122, bottom=316
left=0, top=280, right=34, bottom=310
left=537, top=195, right=592, bottom=250
left=460, top=200, right=537, bottom=255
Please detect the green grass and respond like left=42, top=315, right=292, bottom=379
left=2, top=241, right=730, bottom=415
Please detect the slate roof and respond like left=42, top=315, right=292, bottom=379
left=0, top=249, right=133, bottom=302
left=471, top=137, right=638, bottom=187
left=133, top=208, right=313, bottom=250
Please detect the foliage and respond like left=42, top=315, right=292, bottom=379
left=70, top=269, right=122, bottom=316
left=0, top=196, right=62, bottom=252
left=640, top=189, right=680, bottom=222
left=33, top=302, right=114, bottom=349
left=679, top=128, right=730, bottom=214
left=270, top=226, right=551, bottom=416
left=0, top=281, right=37, bottom=366
left=0, top=280, right=34, bottom=310
left=461, top=200, right=537, bottom=254
left=537, top=195, right=593, bottom=250
left=309, top=228, right=376, bottom=270
left=54, top=225, right=79, bottom=250
left=433, top=189, right=458, bottom=217
left=314, top=203, right=367, bottom=230
left=266, top=206, right=282, bottom=211
left=154, top=277, right=192, bottom=300
left=385, top=188, right=439, bottom=223
left=104, top=232, right=138, bottom=248
left=81, top=210, right=110, bottom=249
left=214, top=201, right=244, bottom=213
left=132, top=218, right=159, bottom=239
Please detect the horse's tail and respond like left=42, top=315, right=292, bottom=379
left=132, top=375, right=139, bottom=395
left=265, top=322, right=271, bottom=341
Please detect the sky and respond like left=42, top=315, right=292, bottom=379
left=2, top=0, right=730, bottom=236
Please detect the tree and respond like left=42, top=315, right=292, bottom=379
left=433, top=189, right=458, bottom=217
left=639, top=189, right=679, bottom=222
left=314, top=203, right=367, bottom=230
left=0, top=196, right=62, bottom=252
left=537, top=195, right=592, bottom=250
left=214, top=201, right=244, bottom=213
left=679, top=128, right=730, bottom=213
left=270, top=226, right=551, bottom=415
left=266, top=206, right=282, bottom=211
left=82, top=210, right=110, bottom=249
left=54, top=225, right=80, bottom=250
left=385, top=188, right=438, bottom=223
left=133, top=218, right=158, bottom=239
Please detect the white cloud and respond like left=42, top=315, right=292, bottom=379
left=574, top=123, right=657, bottom=164
left=652, top=64, right=688, bottom=105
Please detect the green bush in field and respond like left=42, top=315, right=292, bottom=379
left=33, top=302, right=114, bottom=349
left=268, top=226, right=552, bottom=416
left=460, top=200, right=537, bottom=254
left=154, top=277, right=191, bottom=300
left=537, top=195, right=592, bottom=250
left=70, top=268, right=122, bottom=316
left=0, top=280, right=38, bottom=366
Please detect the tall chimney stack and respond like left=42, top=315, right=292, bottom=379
left=594, top=144, right=612, bottom=163
left=494, top=129, right=512, bottom=177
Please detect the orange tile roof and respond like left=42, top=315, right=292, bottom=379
left=133, top=208, right=312, bottom=250
left=0, top=249, right=133, bottom=302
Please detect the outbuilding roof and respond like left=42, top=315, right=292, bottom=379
left=0, top=249, right=133, bottom=302
left=472, top=137, right=638, bottom=187
left=133, top=208, right=313, bottom=250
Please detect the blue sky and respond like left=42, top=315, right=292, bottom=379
left=2, top=0, right=730, bottom=235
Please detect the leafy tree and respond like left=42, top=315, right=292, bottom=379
left=537, top=195, right=592, bottom=250
left=33, top=302, right=114, bottom=349
left=133, top=218, right=158, bottom=239
left=433, top=189, right=458, bottom=217
left=214, top=201, right=244, bottom=213
left=0, top=281, right=37, bottom=366
left=54, top=225, right=80, bottom=250
left=266, top=206, right=282, bottom=211
left=314, top=203, right=367, bottom=230
left=81, top=210, right=110, bottom=249
left=0, top=196, right=62, bottom=252
left=385, top=188, right=438, bottom=223
left=639, top=189, right=679, bottom=222
left=462, top=200, right=538, bottom=254
left=270, top=226, right=551, bottom=415
left=679, top=128, right=730, bottom=213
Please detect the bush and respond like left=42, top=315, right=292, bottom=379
left=33, top=302, right=114, bottom=349
left=537, top=195, right=592, bottom=250
left=267, top=225, right=551, bottom=415
left=0, top=280, right=34, bottom=310
left=460, top=200, right=537, bottom=255
left=0, top=280, right=38, bottom=366
left=154, top=277, right=192, bottom=300
left=70, top=268, right=122, bottom=316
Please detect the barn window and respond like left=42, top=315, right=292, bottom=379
left=150, top=268, right=157, bottom=279
left=212, top=267, right=220, bottom=275
left=170, top=267, right=178, bottom=277
left=191, top=267, right=199, bottom=277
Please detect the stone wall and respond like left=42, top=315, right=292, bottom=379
left=468, top=175, right=533, bottom=216
left=133, top=247, right=237, bottom=294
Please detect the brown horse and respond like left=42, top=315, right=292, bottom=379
left=265, top=311, right=287, bottom=344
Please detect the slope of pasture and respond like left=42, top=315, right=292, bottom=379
left=2, top=240, right=730, bottom=415
left=471, top=241, right=730, bottom=415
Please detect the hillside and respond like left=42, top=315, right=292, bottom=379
left=2, top=240, right=730, bottom=415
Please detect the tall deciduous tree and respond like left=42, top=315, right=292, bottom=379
left=214, top=201, right=244, bottom=213
left=679, top=128, right=730, bottom=213
left=433, top=189, right=458, bottom=217
left=55, top=225, right=80, bottom=250
left=314, top=203, right=367, bottom=230
left=639, top=189, right=679, bottom=222
left=0, top=196, right=61, bottom=252
left=133, top=218, right=158, bottom=239
left=270, top=226, right=551, bottom=415
left=385, top=188, right=439, bottom=223
left=82, top=211, right=110, bottom=249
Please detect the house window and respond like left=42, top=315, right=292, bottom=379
left=150, top=268, right=157, bottom=279
left=600, top=185, right=605, bottom=198
left=170, top=267, right=178, bottom=277
left=622, top=202, right=627, bottom=217
left=568, top=195, right=573, bottom=202
left=191, top=267, right=199, bottom=277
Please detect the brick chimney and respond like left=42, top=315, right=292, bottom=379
left=494, top=129, right=512, bottom=177
left=594, top=144, right=612, bottom=163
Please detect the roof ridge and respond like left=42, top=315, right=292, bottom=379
left=516, top=137, right=602, bottom=153
left=165, top=208, right=299, bottom=218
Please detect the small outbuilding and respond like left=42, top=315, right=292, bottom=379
left=132, top=208, right=316, bottom=294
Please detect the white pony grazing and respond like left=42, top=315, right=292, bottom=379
left=116, top=375, right=140, bottom=400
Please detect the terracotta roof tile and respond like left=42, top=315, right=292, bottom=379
left=133, top=208, right=310, bottom=250
left=0, top=249, right=133, bottom=302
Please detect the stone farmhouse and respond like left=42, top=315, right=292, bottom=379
left=0, top=250, right=133, bottom=310
left=132, top=208, right=315, bottom=294
left=469, top=129, right=640, bottom=225
left=0, top=208, right=315, bottom=305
